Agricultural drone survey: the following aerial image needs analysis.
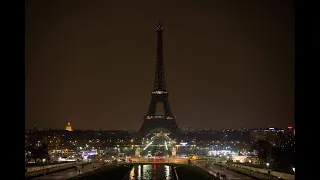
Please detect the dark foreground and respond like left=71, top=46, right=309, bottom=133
left=68, top=164, right=215, bottom=180
left=68, top=165, right=131, bottom=180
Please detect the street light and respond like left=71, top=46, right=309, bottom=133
left=266, top=163, right=270, bottom=180
left=249, top=160, right=252, bottom=176
left=292, top=167, right=295, bottom=173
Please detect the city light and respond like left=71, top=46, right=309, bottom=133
left=143, top=141, right=153, bottom=150
left=180, top=142, right=187, bottom=146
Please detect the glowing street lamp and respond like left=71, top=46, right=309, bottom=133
left=266, top=163, right=270, bottom=180
left=249, top=160, right=252, bottom=176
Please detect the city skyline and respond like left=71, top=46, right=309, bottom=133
left=28, top=121, right=294, bottom=131
left=25, top=0, right=294, bottom=130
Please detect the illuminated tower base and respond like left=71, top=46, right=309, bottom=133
left=65, top=122, right=73, bottom=131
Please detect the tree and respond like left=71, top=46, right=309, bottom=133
left=252, top=139, right=295, bottom=173
left=251, top=140, right=272, bottom=164
left=30, top=144, right=50, bottom=163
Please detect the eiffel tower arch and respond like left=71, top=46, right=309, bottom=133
left=139, top=21, right=180, bottom=139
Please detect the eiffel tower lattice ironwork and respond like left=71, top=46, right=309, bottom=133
left=139, top=21, right=180, bottom=137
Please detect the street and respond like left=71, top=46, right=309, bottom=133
left=32, top=162, right=102, bottom=180
left=195, top=161, right=253, bottom=180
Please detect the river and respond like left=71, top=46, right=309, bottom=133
left=128, top=164, right=175, bottom=180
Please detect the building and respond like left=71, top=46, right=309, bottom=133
left=231, top=155, right=259, bottom=164
left=250, top=128, right=281, bottom=145
left=65, top=122, right=72, bottom=131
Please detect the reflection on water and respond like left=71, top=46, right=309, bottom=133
left=128, top=164, right=174, bottom=180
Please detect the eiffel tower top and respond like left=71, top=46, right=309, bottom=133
left=156, top=21, right=164, bottom=31
left=154, top=21, right=166, bottom=91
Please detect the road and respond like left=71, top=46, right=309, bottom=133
left=226, top=164, right=271, bottom=180
left=32, top=162, right=102, bottom=180
left=195, top=161, right=253, bottom=180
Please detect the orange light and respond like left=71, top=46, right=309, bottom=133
left=288, top=126, right=292, bottom=129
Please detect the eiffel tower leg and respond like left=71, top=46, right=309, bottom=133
left=147, top=100, right=157, bottom=116
left=163, top=99, right=173, bottom=116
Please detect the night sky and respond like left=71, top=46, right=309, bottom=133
left=25, top=0, right=294, bottom=130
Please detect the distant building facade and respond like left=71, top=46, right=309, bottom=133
left=66, top=122, right=72, bottom=131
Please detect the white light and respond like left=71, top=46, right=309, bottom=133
left=143, top=141, right=153, bottom=150
left=138, top=165, right=141, bottom=179
left=180, top=142, right=187, bottom=146
left=152, top=91, right=167, bottom=94
left=292, top=167, right=295, bottom=173
left=165, top=165, right=170, bottom=179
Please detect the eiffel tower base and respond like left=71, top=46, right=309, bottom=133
left=139, top=117, right=180, bottom=139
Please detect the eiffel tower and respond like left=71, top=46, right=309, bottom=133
left=139, top=21, right=180, bottom=138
